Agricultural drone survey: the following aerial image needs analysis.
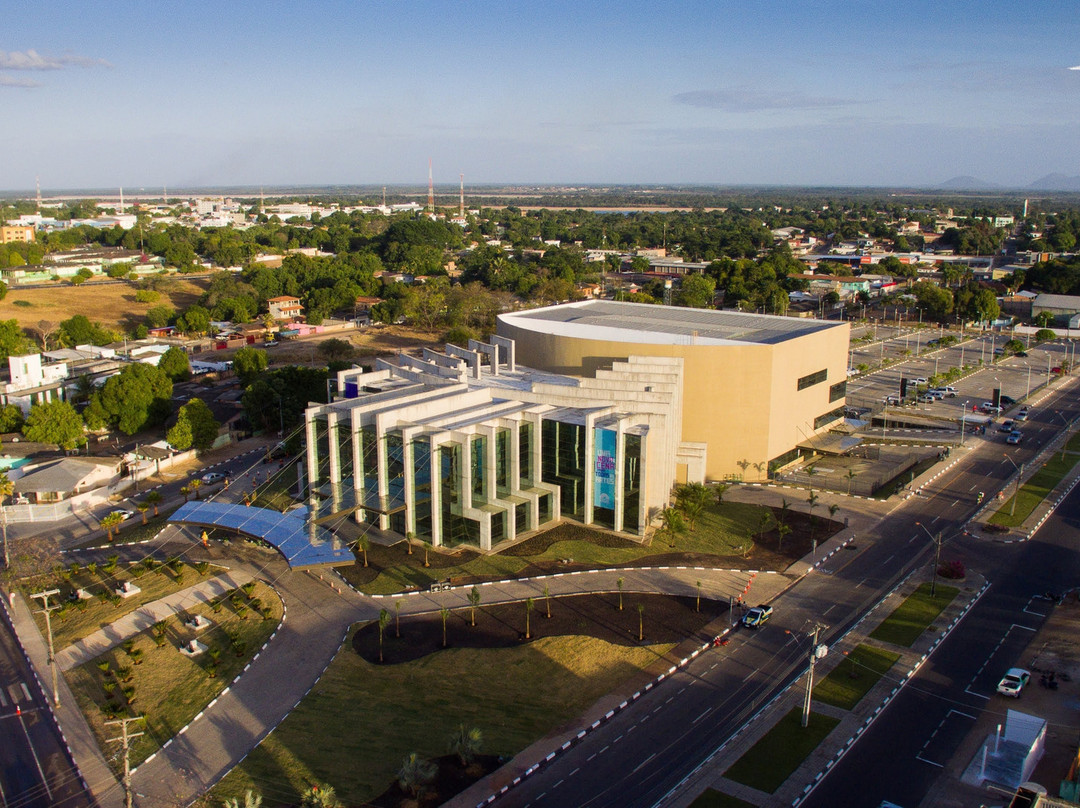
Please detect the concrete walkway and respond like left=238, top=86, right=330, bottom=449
left=54, top=570, right=254, bottom=671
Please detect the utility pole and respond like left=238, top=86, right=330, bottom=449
left=106, top=716, right=145, bottom=808
left=931, top=531, right=943, bottom=597
left=802, top=623, right=828, bottom=728
left=31, top=588, right=61, bottom=706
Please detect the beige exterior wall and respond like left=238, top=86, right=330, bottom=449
left=498, top=318, right=849, bottom=482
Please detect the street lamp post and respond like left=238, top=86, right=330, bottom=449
left=801, top=623, right=828, bottom=728
left=1054, top=411, right=1071, bottom=462
left=960, top=400, right=968, bottom=446
left=31, top=588, right=61, bottom=706
left=915, top=522, right=943, bottom=597
left=1002, top=453, right=1024, bottom=518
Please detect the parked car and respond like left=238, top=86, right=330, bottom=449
left=997, top=668, right=1031, bottom=697
left=981, top=403, right=1002, bottom=415
left=1000, top=395, right=1016, bottom=405
left=1015, top=409, right=1029, bottom=421
left=1015, top=351, right=1028, bottom=357
left=742, top=604, right=774, bottom=629
left=918, top=394, right=935, bottom=403
left=911, top=377, right=928, bottom=385
left=201, top=472, right=226, bottom=484
left=1052, top=366, right=1064, bottom=374
left=997, top=420, right=1015, bottom=432
left=1007, top=431, right=1024, bottom=445
left=109, top=509, right=135, bottom=521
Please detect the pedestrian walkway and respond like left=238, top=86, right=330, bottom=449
left=54, top=569, right=253, bottom=671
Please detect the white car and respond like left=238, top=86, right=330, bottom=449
left=997, top=667, right=1031, bottom=698
left=109, top=509, right=135, bottom=521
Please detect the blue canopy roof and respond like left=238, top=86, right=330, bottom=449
left=170, top=501, right=354, bottom=569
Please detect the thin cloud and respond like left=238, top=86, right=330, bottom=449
left=673, top=89, right=857, bottom=112
left=0, top=74, right=42, bottom=88
left=0, top=49, right=110, bottom=70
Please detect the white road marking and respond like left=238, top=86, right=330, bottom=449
left=19, top=683, right=30, bottom=702
left=632, top=753, right=657, bottom=774
left=692, top=708, right=711, bottom=724
left=570, top=768, right=579, bottom=777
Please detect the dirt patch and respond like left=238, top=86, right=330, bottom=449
left=0, top=278, right=208, bottom=334
left=352, top=592, right=727, bottom=665
left=267, top=324, right=445, bottom=366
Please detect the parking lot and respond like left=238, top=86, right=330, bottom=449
left=846, top=329, right=1074, bottom=430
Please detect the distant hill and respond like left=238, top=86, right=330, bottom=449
left=1029, top=173, right=1080, bottom=191
left=939, top=175, right=1000, bottom=190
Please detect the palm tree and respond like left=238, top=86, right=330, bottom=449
left=355, top=535, right=369, bottom=567
left=542, top=583, right=552, bottom=618
left=776, top=523, right=792, bottom=552
left=714, top=483, right=730, bottom=506
left=467, top=586, right=481, bottom=626
left=221, top=790, right=263, bottom=808
left=397, top=753, right=437, bottom=799
left=100, top=512, right=124, bottom=543
left=448, top=724, right=483, bottom=767
left=807, top=492, right=819, bottom=541
left=806, top=466, right=818, bottom=492
left=0, top=471, right=12, bottom=567
left=675, top=482, right=708, bottom=530
left=377, top=608, right=390, bottom=663
left=180, top=485, right=190, bottom=503
left=616, top=577, right=624, bottom=611
left=659, top=506, right=686, bottom=547
left=779, top=497, right=790, bottom=527
left=758, top=510, right=775, bottom=542
left=136, top=502, right=150, bottom=525
left=144, top=490, right=162, bottom=517
left=695, top=580, right=702, bottom=613
left=189, top=479, right=203, bottom=500
left=300, top=784, right=341, bottom=808
left=828, top=503, right=840, bottom=523
left=845, top=469, right=857, bottom=496
left=637, top=603, right=645, bottom=641
left=440, top=607, right=450, bottom=648
left=394, top=600, right=401, bottom=638
left=524, top=597, right=534, bottom=639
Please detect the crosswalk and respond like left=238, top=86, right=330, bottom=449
left=0, top=680, right=34, bottom=709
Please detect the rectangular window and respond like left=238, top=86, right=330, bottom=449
left=797, top=369, right=828, bottom=391
left=814, top=407, right=845, bottom=429
left=829, top=381, right=846, bottom=402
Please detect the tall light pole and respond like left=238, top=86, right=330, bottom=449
left=801, top=623, right=828, bottom=728
left=1002, top=453, right=1024, bottom=518
left=960, top=400, right=969, bottom=445
left=31, top=588, right=61, bottom=706
left=1053, top=411, right=1071, bottom=462
left=915, top=521, right=943, bottom=597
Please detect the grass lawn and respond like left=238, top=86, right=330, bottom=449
left=814, top=644, right=900, bottom=710
left=723, top=708, right=839, bottom=794
left=65, top=580, right=282, bottom=771
left=1065, top=432, right=1080, bottom=452
left=27, top=559, right=215, bottom=648
left=689, top=789, right=758, bottom=808
left=71, top=506, right=182, bottom=550
left=990, top=451, right=1080, bottom=527
left=204, top=633, right=673, bottom=807
left=343, top=500, right=822, bottom=595
left=869, top=583, right=958, bottom=648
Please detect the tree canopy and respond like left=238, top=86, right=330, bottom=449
left=166, top=398, right=220, bottom=451
left=22, top=400, right=86, bottom=450
left=90, top=363, right=174, bottom=435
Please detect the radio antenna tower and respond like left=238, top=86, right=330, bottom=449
left=459, top=173, right=464, bottom=218
left=35, top=177, right=41, bottom=213
left=119, top=186, right=124, bottom=213
left=427, top=159, right=435, bottom=215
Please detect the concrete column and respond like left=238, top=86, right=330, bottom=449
left=584, top=414, right=597, bottom=525
left=402, top=432, right=416, bottom=538
left=304, top=413, right=319, bottom=496
left=351, top=411, right=365, bottom=524
left=375, top=425, right=389, bottom=531
left=459, top=435, right=473, bottom=513
left=326, top=412, right=341, bottom=489
left=614, top=419, right=627, bottom=533
left=429, top=439, right=443, bottom=547
left=637, top=432, right=648, bottom=536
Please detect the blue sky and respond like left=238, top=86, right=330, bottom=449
left=2, top=1, right=1078, bottom=191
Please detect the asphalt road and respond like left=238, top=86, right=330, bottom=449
left=494, top=381, right=1080, bottom=808
left=0, top=613, right=94, bottom=808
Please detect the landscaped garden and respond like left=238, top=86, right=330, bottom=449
left=65, top=580, right=283, bottom=772
left=25, top=556, right=220, bottom=648
left=989, top=448, right=1080, bottom=528
left=205, top=591, right=719, bottom=807
left=338, top=492, right=842, bottom=595
left=814, top=643, right=900, bottom=710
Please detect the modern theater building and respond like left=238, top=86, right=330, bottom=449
left=303, top=300, right=848, bottom=551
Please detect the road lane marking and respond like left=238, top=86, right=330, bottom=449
left=554, top=780, right=564, bottom=789
left=930, top=515, right=939, bottom=524
left=570, top=768, right=579, bottom=777
left=951, top=499, right=959, bottom=507
left=19, top=683, right=31, bottom=702
left=587, top=754, right=596, bottom=762
left=692, top=708, right=711, bottom=724
left=632, top=753, right=657, bottom=774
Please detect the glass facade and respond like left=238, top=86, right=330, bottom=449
left=313, top=417, right=331, bottom=487
left=471, top=435, right=487, bottom=507
left=495, top=428, right=510, bottom=494
left=519, top=421, right=533, bottom=486
left=541, top=418, right=586, bottom=518
left=439, top=443, right=481, bottom=548
left=622, top=433, right=641, bottom=532
left=411, top=437, right=432, bottom=541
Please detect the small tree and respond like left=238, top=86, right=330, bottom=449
left=659, top=506, right=686, bottom=547
left=221, top=789, right=263, bottom=808
left=828, top=503, right=840, bottom=522
left=715, top=482, right=730, bottom=506
left=637, top=603, right=645, bottom=641
left=448, top=724, right=483, bottom=767
left=695, top=580, right=702, bottom=613
left=524, top=597, right=534, bottom=639
left=100, top=512, right=124, bottom=542
left=845, top=469, right=858, bottom=496
left=467, top=586, right=481, bottom=626
left=776, top=523, right=792, bottom=552
left=355, top=534, right=369, bottom=567
left=616, top=577, right=624, bottom=611
left=542, top=583, right=552, bottom=618
left=397, top=753, right=437, bottom=799
left=377, top=608, right=391, bottom=663
left=394, top=600, right=401, bottom=638
left=136, top=502, right=150, bottom=525
left=144, top=490, right=162, bottom=517
left=405, top=531, right=414, bottom=556
left=758, top=509, right=775, bottom=542
left=300, top=784, right=341, bottom=808
left=440, top=607, right=450, bottom=648
left=188, top=478, right=203, bottom=500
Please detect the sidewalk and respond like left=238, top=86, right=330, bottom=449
left=54, top=569, right=253, bottom=671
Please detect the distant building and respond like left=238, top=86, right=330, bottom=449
left=268, top=296, right=304, bottom=322
left=2, top=354, right=69, bottom=413
left=1031, top=293, right=1080, bottom=326
left=0, top=225, right=35, bottom=244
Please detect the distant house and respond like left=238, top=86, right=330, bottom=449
left=0, top=225, right=35, bottom=244
left=2, top=354, right=69, bottom=414
left=268, top=296, right=304, bottom=322
left=1031, top=293, right=1080, bottom=326
left=13, top=457, right=122, bottom=504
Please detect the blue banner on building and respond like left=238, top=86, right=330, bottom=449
left=594, top=428, right=616, bottom=509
